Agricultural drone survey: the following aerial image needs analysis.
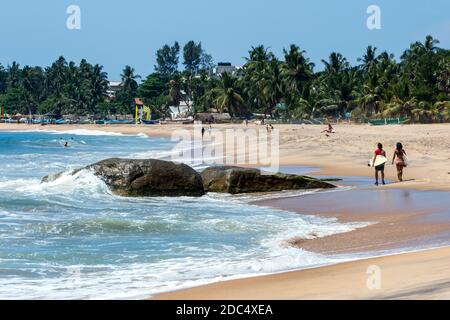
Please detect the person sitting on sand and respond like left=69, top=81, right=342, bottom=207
left=392, top=142, right=407, bottom=182
left=321, top=123, right=335, bottom=137
left=372, top=143, right=386, bottom=186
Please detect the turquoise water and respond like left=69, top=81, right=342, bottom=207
left=0, top=130, right=366, bottom=299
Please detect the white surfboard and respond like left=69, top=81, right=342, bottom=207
left=369, top=155, right=388, bottom=167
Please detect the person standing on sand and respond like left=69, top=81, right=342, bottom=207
left=372, top=143, right=386, bottom=186
left=392, top=142, right=407, bottom=182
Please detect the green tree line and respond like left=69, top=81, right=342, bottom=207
left=1, top=36, right=449, bottom=122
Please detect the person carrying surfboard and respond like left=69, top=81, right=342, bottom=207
left=372, top=143, right=387, bottom=186
left=392, top=142, right=407, bottom=182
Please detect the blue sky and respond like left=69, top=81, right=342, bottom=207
left=0, top=0, right=448, bottom=80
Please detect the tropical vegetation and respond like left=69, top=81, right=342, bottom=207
left=0, top=36, right=449, bottom=123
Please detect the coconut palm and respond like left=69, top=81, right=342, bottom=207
left=281, top=44, right=314, bottom=96
left=208, top=72, right=244, bottom=116
left=89, top=64, right=109, bottom=114
left=169, top=77, right=182, bottom=113
left=121, top=66, right=140, bottom=95
left=381, top=96, right=416, bottom=119
left=321, top=52, right=349, bottom=77
left=358, top=46, right=379, bottom=74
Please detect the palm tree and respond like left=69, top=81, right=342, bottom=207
left=21, top=66, right=45, bottom=115
left=290, top=97, right=312, bottom=119
left=321, top=52, right=349, bottom=77
left=121, top=65, right=140, bottom=96
left=424, top=35, right=440, bottom=53
left=115, top=65, right=140, bottom=113
left=246, top=45, right=272, bottom=63
left=7, top=62, right=21, bottom=89
left=89, top=64, right=109, bottom=115
left=44, top=56, right=68, bottom=98
left=281, top=44, right=314, bottom=97
left=261, top=59, right=284, bottom=116
left=436, top=58, right=450, bottom=97
left=208, top=72, right=244, bottom=116
left=316, top=53, right=359, bottom=117
left=242, top=45, right=276, bottom=116
left=411, top=101, right=440, bottom=123
left=358, top=46, right=379, bottom=74
left=169, top=78, right=182, bottom=114
left=356, top=71, right=383, bottom=116
left=381, top=96, right=416, bottom=119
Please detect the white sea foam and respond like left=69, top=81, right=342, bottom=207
left=2, top=169, right=110, bottom=196
left=0, top=230, right=359, bottom=300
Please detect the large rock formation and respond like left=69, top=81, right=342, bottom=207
left=201, top=166, right=336, bottom=194
left=43, top=158, right=205, bottom=197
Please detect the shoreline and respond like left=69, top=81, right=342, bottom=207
left=253, top=186, right=450, bottom=255
left=2, top=123, right=449, bottom=191
left=2, top=123, right=450, bottom=299
left=154, top=246, right=450, bottom=300
left=152, top=185, right=450, bottom=300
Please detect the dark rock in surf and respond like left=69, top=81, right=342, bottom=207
left=201, top=166, right=336, bottom=194
left=43, top=158, right=205, bottom=197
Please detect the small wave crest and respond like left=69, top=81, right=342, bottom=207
left=33, top=218, right=181, bottom=236
left=7, top=169, right=111, bottom=197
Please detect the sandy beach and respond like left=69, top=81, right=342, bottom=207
left=2, top=122, right=450, bottom=299
left=3, top=122, right=448, bottom=190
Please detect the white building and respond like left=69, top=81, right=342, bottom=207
left=213, top=62, right=241, bottom=77
left=169, top=101, right=192, bottom=120
left=107, top=81, right=123, bottom=98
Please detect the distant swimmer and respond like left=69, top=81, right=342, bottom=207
left=392, top=142, right=407, bottom=182
left=64, top=142, right=69, bottom=148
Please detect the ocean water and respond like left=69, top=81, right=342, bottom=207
left=0, top=130, right=368, bottom=300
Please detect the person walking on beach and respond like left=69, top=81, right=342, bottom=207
left=372, top=143, right=386, bottom=186
left=201, top=127, right=206, bottom=139
left=392, top=142, right=407, bottom=182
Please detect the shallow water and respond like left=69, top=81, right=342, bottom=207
left=0, top=131, right=369, bottom=299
